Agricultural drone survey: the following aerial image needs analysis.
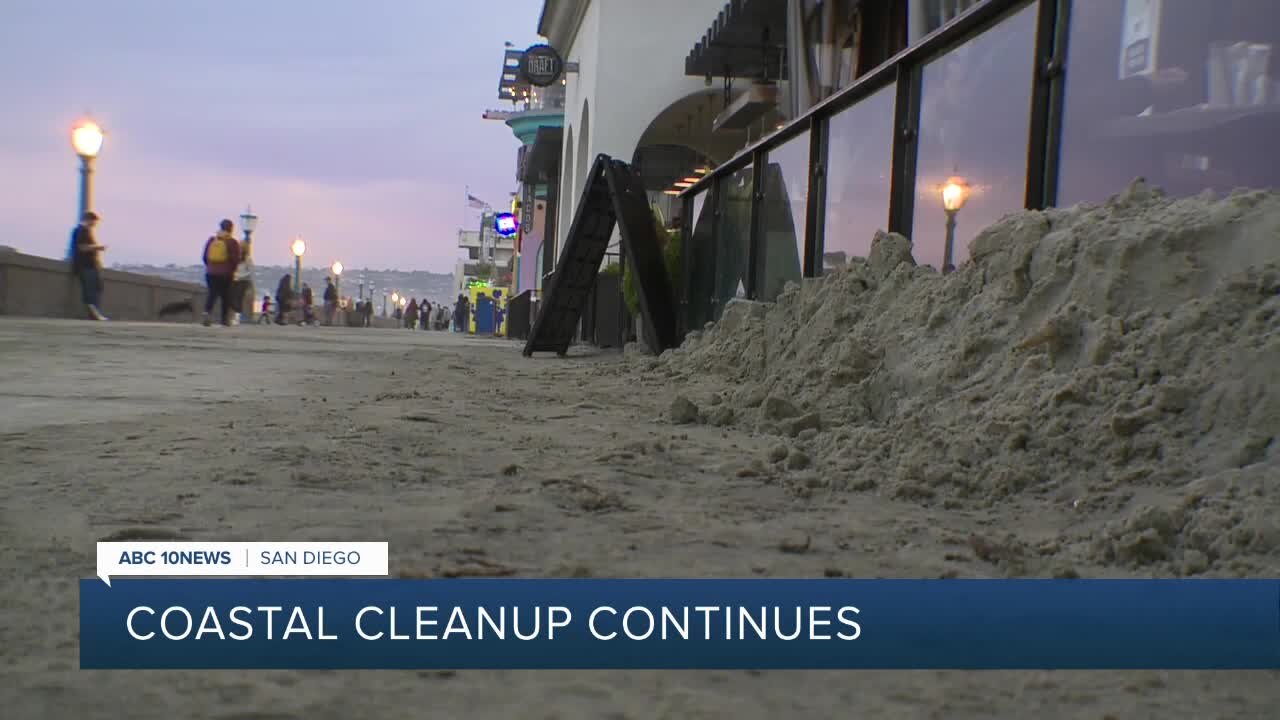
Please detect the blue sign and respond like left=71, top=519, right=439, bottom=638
left=79, top=579, right=1280, bottom=670
left=494, top=212, right=518, bottom=237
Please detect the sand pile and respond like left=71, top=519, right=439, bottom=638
left=647, top=180, right=1280, bottom=576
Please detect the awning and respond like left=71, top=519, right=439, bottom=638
left=520, top=126, right=563, bottom=184
left=684, top=0, right=789, bottom=80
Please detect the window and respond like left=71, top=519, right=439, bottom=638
left=1058, top=0, right=1280, bottom=205
left=713, top=166, right=753, bottom=316
left=822, top=84, right=897, bottom=272
left=909, top=0, right=988, bottom=44
left=910, top=2, right=1038, bottom=271
left=757, top=131, right=811, bottom=301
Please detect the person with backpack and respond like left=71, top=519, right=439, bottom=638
left=201, top=219, right=242, bottom=326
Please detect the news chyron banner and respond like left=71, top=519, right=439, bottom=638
left=81, top=542, right=1280, bottom=670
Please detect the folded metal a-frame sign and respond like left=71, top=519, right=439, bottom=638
left=523, top=154, right=679, bottom=357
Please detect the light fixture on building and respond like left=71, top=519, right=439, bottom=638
left=663, top=190, right=681, bottom=196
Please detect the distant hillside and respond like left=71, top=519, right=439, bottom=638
left=112, top=263, right=455, bottom=305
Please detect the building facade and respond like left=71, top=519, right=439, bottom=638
left=480, top=44, right=567, bottom=298
left=530, top=0, right=1278, bottom=339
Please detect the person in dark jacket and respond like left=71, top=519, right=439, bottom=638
left=323, top=277, right=338, bottom=325
left=201, top=219, right=242, bottom=326
left=301, top=283, right=315, bottom=325
left=405, top=298, right=419, bottom=329
left=69, top=211, right=108, bottom=321
left=274, top=275, right=294, bottom=325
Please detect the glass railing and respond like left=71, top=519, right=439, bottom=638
left=679, top=0, right=1280, bottom=330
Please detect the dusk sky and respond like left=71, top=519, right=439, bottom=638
left=0, top=0, right=543, bottom=272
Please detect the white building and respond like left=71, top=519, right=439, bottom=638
left=538, top=0, right=768, bottom=252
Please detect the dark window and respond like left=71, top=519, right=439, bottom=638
left=910, top=2, right=1038, bottom=271
left=822, top=83, right=896, bottom=272
left=757, top=131, right=811, bottom=301
left=1058, top=0, right=1280, bottom=205
left=714, top=166, right=753, bottom=316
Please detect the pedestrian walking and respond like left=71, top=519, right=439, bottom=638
left=258, top=295, right=273, bottom=324
left=274, top=275, right=293, bottom=325
left=201, top=219, right=241, bottom=326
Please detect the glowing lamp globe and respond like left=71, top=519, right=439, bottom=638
left=71, top=120, right=105, bottom=158
left=331, top=261, right=344, bottom=276
left=291, top=237, right=306, bottom=257
left=941, top=177, right=971, bottom=213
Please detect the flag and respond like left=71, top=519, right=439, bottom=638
left=467, top=194, right=488, bottom=210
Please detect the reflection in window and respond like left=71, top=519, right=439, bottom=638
left=758, top=131, right=810, bottom=301
left=714, top=166, right=753, bottom=317
left=909, top=0, right=987, bottom=44
left=685, top=190, right=717, bottom=331
left=1058, top=0, right=1280, bottom=205
left=822, top=84, right=896, bottom=272
left=910, top=3, right=1038, bottom=271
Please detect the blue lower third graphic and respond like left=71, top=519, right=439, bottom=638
left=79, top=579, right=1280, bottom=669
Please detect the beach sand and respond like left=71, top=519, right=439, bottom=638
left=0, top=318, right=1272, bottom=718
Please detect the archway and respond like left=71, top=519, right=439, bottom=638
left=555, top=124, right=575, bottom=279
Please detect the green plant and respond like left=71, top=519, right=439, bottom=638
left=601, top=262, right=621, bottom=275
left=622, top=210, right=683, bottom=317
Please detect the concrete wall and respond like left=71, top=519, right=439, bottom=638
left=0, top=249, right=206, bottom=322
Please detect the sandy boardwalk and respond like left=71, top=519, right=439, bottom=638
left=0, top=317, right=1274, bottom=719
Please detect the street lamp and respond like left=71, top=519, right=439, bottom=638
left=939, top=176, right=971, bottom=274
left=291, top=236, right=306, bottom=294
left=238, top=205, right=259, bottom=320
left=71, top=119, right=105, bottom=218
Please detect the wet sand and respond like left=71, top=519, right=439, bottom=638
left=0, top=317, right=1275, bottom=719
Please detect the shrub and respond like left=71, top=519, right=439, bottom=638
left=622, top=211, right=682, bottom=317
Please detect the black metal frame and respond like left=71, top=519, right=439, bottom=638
left=679, top=0, right=1065, bottom=300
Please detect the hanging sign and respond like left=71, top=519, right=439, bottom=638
left=520, top=44, right=564, bottom=87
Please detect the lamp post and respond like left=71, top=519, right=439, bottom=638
left=940, top=176, right=971, bottom=274
left=71, top=119, right=105, bottom=218
left=291, top=236, right=306, bottom=294
left=331, top=261, right=343, bottom=297
left=239, top=206, right=259, bottom=320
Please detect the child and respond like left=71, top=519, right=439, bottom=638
left=258, top=295, right=273, bottom=324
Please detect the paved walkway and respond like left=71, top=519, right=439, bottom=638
left=0, top=317, right=1274, bottom=719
